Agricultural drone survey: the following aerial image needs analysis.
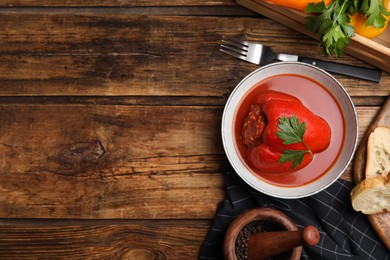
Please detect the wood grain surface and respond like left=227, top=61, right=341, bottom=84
left=0, top=0, right=237, bottom=7
left=0, top=1, right=389, bottom=258
left=0, top=219, right=210, bottom=259
left=0, top=14, right=388, bottom=96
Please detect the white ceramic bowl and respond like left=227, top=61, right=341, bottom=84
left=221, top=62, right=358, bottom=199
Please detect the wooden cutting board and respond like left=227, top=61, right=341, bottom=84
left=353, top=95, right=390, bottom=250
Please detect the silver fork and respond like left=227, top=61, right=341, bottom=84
left=220, top=37, right=381, bottom=83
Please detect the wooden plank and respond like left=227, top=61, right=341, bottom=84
left=0, top=105, right=225, bottom=169
left=0, top=6, right=259, bottom=17
left=0, top=14, right=388, bottom=96
left=0, top=104, right=380, bottom=219
left=0, top=104, right=225, bottom=219
left=0, top=172, right=224, bottom=219
left=0, top=14, right=260, bottom=97
left=0, top=0, right=237, bottom=7
left=0, top=219, right=210, bottom=259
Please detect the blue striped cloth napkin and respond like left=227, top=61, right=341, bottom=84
left=199, top=165, right=390, bottom=259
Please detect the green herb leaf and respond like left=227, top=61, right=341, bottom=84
left=276, top=116, right=313, bottom=170
left=279, top=150, right=307, bottom=170
left=276, top=116, right=306, bottom=144
left=362, top=0, right=390, bottom=28
left=305, top=0, right=354, bottom=57
left=304, top=0, right=389, bottom=57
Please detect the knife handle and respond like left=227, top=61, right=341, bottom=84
left=298, top=57, right=382, bottom=83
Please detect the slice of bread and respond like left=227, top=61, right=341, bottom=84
left=365, top=126, right=390, bottom=178
left=351, top=175, right=390, bottom=214
left=350, top=126, right=390, bottom=215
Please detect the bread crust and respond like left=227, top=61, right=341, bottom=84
left=351, top=175, right=390, bottom=214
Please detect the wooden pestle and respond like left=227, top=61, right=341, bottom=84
left=247, top=225, right=320, bottom=260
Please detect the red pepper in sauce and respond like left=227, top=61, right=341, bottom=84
left=241, top=90, right=331, bottom=173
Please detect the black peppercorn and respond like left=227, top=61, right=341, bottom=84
left=235, top=221, right=279, bottom=260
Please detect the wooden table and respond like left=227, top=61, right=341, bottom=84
left=0, top=1, right=388, bottom=259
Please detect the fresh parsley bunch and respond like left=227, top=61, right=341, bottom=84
left=305, top=0, right=390, bottom=57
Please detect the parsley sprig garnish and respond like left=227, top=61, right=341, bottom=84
left=276, top=116, right=313, bottom=170
left=305, top=0, right=389, bottom=57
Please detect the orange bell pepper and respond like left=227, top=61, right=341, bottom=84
left=261, top=0, right=332, bottom=11
left=349, top=0, right=389, bottom=39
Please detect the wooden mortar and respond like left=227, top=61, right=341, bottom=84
left=223, top=207, right=320, bottom=260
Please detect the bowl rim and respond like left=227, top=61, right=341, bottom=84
left=221, top=61, right=358, bottom=199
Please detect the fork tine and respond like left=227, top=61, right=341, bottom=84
left=221, top=38, right=249, bottom=50
left=222, top=37, right=249, bottom=46
left=220, top=44, right=247, bottom=56
left=219, top=47, right=247, bottom=61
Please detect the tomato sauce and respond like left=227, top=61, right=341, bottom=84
left=234, top=74, right=345, bottom=187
